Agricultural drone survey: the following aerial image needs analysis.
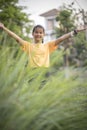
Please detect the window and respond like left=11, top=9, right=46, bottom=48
left=47, top=19, right=54, bottom=30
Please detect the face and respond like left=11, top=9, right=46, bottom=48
left=32, top=27, right=45, bottom=43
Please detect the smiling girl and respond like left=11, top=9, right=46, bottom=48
left=0, top=23, right=86, bottom=67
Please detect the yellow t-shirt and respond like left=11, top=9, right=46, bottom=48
left=22, top=41, right=58, bottom=67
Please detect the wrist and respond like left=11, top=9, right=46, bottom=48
left=70, top=30, right=78, bottom=37
left=74, top=30, right=78, bottom=35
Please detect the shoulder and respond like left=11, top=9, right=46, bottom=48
left=46, top=40, right=58, bottom=53
left=46, top=40, right=56, bottom=47
left=22, top=41, right=31, bottom=51
left=23, top=40, right=31, bottom=44
left=22, top=40, right=31, bottom=46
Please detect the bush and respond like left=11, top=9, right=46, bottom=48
left=0, top=46, right=87, bottom=130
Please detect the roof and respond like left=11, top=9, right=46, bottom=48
left=40, top=9, right=58, bottom=17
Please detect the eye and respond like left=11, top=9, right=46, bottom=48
left=35, top=31, right=43, bottom=34
left=35, top=31, right=38, bottom=33
left=40, top=32, right=43, bottom=34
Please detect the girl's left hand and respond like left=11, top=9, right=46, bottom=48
left=77, top=26, right=87, bottom=33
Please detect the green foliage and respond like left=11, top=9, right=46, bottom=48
left=50, top=49, right=64, bottom=69
left=0, top=46, right=87, bottom=130
left=73, top=32, right=87, bottom=66
left=56, top=10, right=74, bottom=28
left=55, top=7, right=76, bottom=68
left=0, top=0, right=33, bottom=44
left=56, top=9, right=75, bottom=37
left=55, top=5, right=87, bottom=67
left=0, top=0, right=31, bottom=25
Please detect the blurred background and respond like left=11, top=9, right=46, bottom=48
left=18, top=0, right=87, bottom=26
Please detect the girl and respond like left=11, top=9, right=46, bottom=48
left=0, top=23, right=86, bottom=67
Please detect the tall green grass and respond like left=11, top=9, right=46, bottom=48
left=0, top=46, right=87, bottom=130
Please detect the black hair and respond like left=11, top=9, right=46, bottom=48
left=32, top=25, right=45, bottom=33
left=32, top=25, right=45, bottom=43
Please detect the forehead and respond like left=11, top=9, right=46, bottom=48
left=34, top=27, right=44, bottom=32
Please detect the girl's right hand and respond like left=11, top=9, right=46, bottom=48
left=0, top=23, right=4, bottom=29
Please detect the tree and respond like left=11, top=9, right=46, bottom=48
left=74, top=32, right=87, bottom=67
left=56, top=9, right=75, bottom=37
left=56, top=6, right=76, bottom=68
left=0, top=0, right=33, bottom=46
left=55, top=4, right=87, bottom=68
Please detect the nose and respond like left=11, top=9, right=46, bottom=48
left=36, top=33, right=41, bottom=37
left=37, top=32, right=41, bottom=35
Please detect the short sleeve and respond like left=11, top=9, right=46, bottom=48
left=22, top=41, right=30, bottom=53
left=48, top=40, right=58, bottom=53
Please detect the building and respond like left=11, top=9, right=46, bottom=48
left=40, top=9, right=59, bottom=41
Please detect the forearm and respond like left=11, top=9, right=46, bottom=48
left=55, top=31, right=75, bottom=45
left=55, top=27, right=87, bottom=46
left=3, top=26, right=24, bottom=45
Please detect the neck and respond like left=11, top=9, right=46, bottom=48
left=34, top=40, right=42, bottom=44
left=35, top=42, right=42, bottom=44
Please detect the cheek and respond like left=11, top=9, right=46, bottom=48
left=32, top=33, right=36, bottom=38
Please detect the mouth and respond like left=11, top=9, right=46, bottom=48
left=35, top=37, right=42, bottom=40
left=36, top=36, right=41, bottom=38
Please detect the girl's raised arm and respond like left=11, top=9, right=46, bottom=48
left=54, top=27, right=87, bottom=46
left=0, top=23, right=25, bottom=46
